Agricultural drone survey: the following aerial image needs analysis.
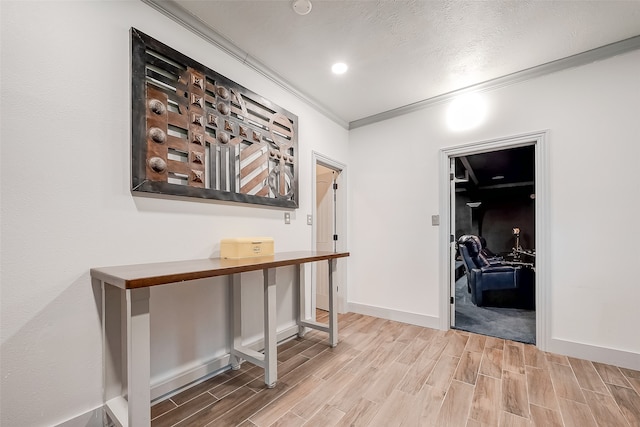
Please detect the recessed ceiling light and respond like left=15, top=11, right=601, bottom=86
left=492, top=175, right=504, bottom=180
left=292, top=0, right=312, bottom=15
left=331, top=62, right=348, bottom=75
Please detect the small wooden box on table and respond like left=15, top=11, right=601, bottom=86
left=90, top=250, right=349, bottom=427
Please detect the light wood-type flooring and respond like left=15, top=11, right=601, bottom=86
left=149, top=310, right=640, bottom=426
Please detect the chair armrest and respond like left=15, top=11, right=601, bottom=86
left=480, top=266, right=516, bottom=273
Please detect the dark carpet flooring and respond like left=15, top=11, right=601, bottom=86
left=454, top=275, right=536, bottom=344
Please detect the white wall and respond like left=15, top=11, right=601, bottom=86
left=349, top=49, right=640, bottom=365
left=0, top=1, right=348, bottom=425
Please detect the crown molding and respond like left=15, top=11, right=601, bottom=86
left=349, top=35, right=640, bottom=130
left=140, top=0, right=349, bottom=129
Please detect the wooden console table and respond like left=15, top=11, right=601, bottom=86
left=91, top=251, right=349, bottom=427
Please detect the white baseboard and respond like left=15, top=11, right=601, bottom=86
left=150, top=324, right=300, bottom=401
left=548, top=337, right=640, bottom=371
left=54, top=406, right=104, bottom=427
left=348, top=302, right=441, bottom=330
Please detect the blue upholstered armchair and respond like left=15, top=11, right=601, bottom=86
left=457, top=235, right=534, bottom=307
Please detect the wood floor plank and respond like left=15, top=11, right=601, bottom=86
left=523, top=344, right=547, bottom=369
left=249, top=375, right=323, bottom=427
left=444, top=332, right=470, bottom=357
left=608, top=383, right=640, bottom=426
left=396, top=336, right=430, bottom=365
left=630, top=377, right=640, bottom=395
left=151, top=398, right=177, bottom=420
left=333, top=398, right=379, bottom=427
left=270, top=411, right=305, bottom=427
left=469, top=374, right=501, bottom=426
left=546, top=352, right=570, bottom=366
left=434, top=380, right=475, bottom=427
left=529, top=404, right=563, bottom=427
left=211, top=370, right=261, bottom=399
left=312, top=347, right=361, bottom=381
left=327, top=366, right=378, bottom=413
left=368, top=340, right=408, bottom=370
left=484, top=336, right=505, bottom=350
left=280, top=350, right=335, bottom=386
left=395, top=323, right=425, bottom=345
left=291, top=373, right=355, bottom=420
left=301, top=342, right=330, bottom=359
left=594, top=362, right=633, bottom=388
left=504, top=344, right=526, bottom=375
left=568, top=357, right=609, bottom=395
left=426, top=354, right=461, bottom=392
left=302, top=404, right=345, bottom=426
left=376, top=320, right=406, bottom=344
left=582, top=388, right=630, bottom=427
left=396, top=352, right=437, bottom=395
left=368, top=388, right=420, bottom=427
left=152, top=393, right=218, bottom=427
left=174, top=386, right=256, bottom=427
left=621, top=368, right=640, bottom=380
left=202, top=383, right=289, bottom=427
left=465, top=334, right=487, bottom=353
left=526, top=366, right=558, bottom=410
left=423, top=334, right=450, bottom=360
left=500, top=411, right=532, bottom=426
left=466, top=418, right=482, bottom=427
left=357, top=316, right=387, bottom=334
left=277, top=339, right=316, bottom=362
left=418, top=384, right=448, bottom=426
left=557, top=397, right=597, bottom=427
left=453, top=350, right=482, bottom=385
left=479, top=346, right=503, bottom=379
left=363, top=362, right=410, bottom=403
left=341, top=337, right=392, bottom=373
left=502, top=370, right=529, bottom=419
left=171, top=368, right=247, bottom=405
left=549, top=362, right=586, bottom=403
left=415, top=326, right=439, bottom=342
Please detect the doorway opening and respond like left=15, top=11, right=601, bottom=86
left=312, top=152, right=347, bottom=318
left=452, top=146, right=536, bottom=343
left=315, top=163, right=339, bottom=311
left=439, top=131, right=549, bottom=349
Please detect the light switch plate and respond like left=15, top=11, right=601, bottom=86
left=284, top=212, right=291, bottom=224
left=307, top=214, right=313, bottom=225
left=431, top=215, right=440, bottom=226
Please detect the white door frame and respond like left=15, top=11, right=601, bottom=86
left=438, top=130, right=550, bottom=350
left=312, top=151, right=348, bottom=313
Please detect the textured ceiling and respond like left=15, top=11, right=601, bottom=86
left=169, top=0, right=640, bottom=125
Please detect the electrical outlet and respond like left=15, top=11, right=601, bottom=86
left=284, top=212, right=291, bottom=224
left=431, top=215, right=440, bottom=226
left=307, top=214, right=313, bottom=225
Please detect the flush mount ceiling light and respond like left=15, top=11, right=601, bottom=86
left=292, top=0, right=312, bottom=15
left=331, top=62, right=348, bottom=75
left=492, top=175, right=504, bottom=180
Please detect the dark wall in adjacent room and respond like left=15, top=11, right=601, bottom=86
left=455, top=186, right=535, bottom=254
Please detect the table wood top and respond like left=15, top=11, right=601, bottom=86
left=90, top=251, right=350, bottom=289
